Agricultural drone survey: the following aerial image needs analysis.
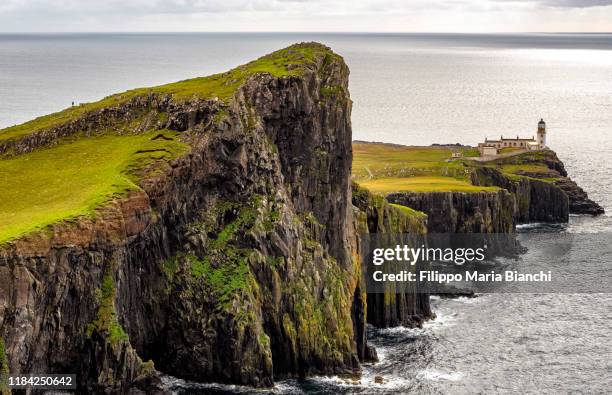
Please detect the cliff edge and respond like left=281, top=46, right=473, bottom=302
left=0, top=43, right=426, bottom=393
left=353, top=142, right=603, bottom=233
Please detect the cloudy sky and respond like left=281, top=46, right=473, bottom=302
left=0, top=0, right=611, bottom=32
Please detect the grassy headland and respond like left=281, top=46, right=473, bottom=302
left=352, top=142, right=498, bottom=193
left=360, top=176, right=499, bottom=193
left=0, top=131, right=187, bottom=243
left=0, top=43, right=335, bottom=244
left=0, top=43, right=337, bottom=144
left=481, top=150, right=562, bottom=181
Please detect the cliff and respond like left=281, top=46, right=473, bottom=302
left=470, top=149, right=603, bottom=220
left=386, top=190, right=516, bottom=233
left=0, top=43, right=427, bottom=393
left=352, top=183, right=432, bottom=328
left=469, top=166, right=569, bottom=224
left=353, top=143, right=602, bottom=234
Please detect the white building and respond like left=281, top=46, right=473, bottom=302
left=478, top=119, right=546, bottom=156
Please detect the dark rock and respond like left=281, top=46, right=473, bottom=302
left=0, top=43, right=374, bottom=392
left=352, top=183, right=433, bottom=329
left=387, top=190, right=516, bottom=233
left=471, top=150, right=603, bottom=217
left=554, top=177, right=604, bottom=215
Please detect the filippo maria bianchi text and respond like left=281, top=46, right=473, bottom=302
left=372, top=270, right=553, bottom=283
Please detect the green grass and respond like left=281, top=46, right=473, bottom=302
left=188, top=253, right=250, bottom=308
left=352, top=143, right=471, bottom=181
left=358, top=176, right=500, bottom=193
left=353, top=143, right=458, bottom=182
left=0, top=43, right=336, bottom=243
left=389, top=203, right=427, bottom=218
left=0, top=43, right=338, bottom=144
left=0, top=338, right=8, bottom=394
left=352, top=142, right=496, bottom=194
left=497, top=163, right=551, bottom=175
left=482, top=150, right=562, bottom=182
left=0, top=131, right=188, bottom=243
left=87, top=273, right=129, bottom=344
left=499, top=147, right=524, bottom=154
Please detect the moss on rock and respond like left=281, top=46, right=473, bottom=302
left=0, top=339, right=9, bottom=395
left=87, top=272, right=129, bottom=345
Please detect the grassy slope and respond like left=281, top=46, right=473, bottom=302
left=389, top=203, right=427, bottom=218
left=352, top=142, right=498, bottom=193
left=0, top=43, right=336, bottom=243
left=482, top=150, right=561, bottom=182
left=0, top=43, right=336, bottom=144
left=0, top=131, right=187, bottom=242
left=361, top=176, right=499, bottom=193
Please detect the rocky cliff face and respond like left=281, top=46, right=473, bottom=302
left=472, top=149, right=603, bottom=217
left=386, top=190, right=516, bottom=233
left=352, top=184, right=432, bottom=328
left=553, top=177, right=605, bottom=215
left=384, top=149, right=601, bottom=234
left=469, top=166, right=570, bottom=224
left=0, top=43, right=421, bottom=393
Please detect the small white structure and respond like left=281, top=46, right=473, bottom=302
left=527, top=141, right=540, bottom=151
left=477, top=119, right=546, bottom=156
left=480, top=146, right=498, bottom=157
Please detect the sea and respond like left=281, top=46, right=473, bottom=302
left=1, top=33, right=611, bottom=394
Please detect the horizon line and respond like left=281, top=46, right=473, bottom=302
left=1, top=31, right=612, bottom=35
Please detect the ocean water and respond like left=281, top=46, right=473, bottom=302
left=1, top=33, right=611, bottom=394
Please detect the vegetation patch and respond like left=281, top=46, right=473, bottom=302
left=497, top=163, right=550, bottom=174
left=358, top=176, right=499, bottom=193
left=352, top=142, right=492, bottom=194
left=499, top=147, right=523, bottom=154
left=353, top=143, right=472, bottom=181
left=0, top=338, right=8, bottom=395
left=389, top=203, right=427, bottom=218
left=479, top=150, right=563, bottom=182
left=0, top=130, right=188, bottom=243
left=0, top=43, right=337, bottom=143
left=188, top=253, right=251, bottom=309
left=87, top=273, right=129, bottom=344
left=176, top=196, right=268, bottom=310
left=320, top=85, right=344, bottom=97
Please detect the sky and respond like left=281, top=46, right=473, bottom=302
left=0, top=0, right=611, bottom=33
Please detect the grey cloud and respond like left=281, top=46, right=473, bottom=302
left=1, top=0, right=611, bottom=32
left=494, top=0, right=612, bottom=7
left=1, top=0, right=287, bottom=15
left=0, top=0, right=459, bottom=16
left=539, top=0, right=612, bottom=7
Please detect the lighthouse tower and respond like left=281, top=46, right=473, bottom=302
left=537, top=118, right=546, bottom=147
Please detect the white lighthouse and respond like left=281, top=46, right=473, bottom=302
left=477, top=119, right=548, bottom=156
left=537, top=118, right=546, bottom=147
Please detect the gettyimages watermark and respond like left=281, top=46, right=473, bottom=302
left=361, top=233, right=612, bottom=294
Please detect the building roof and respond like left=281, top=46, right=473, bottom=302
left=502, top=138, right=535, bottom=141
left=484, top=137, right=535, bottom=143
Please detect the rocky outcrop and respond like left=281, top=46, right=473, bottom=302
left=475, top=149, right=603, bottom=217
left=384, top=149, right=602, bottom=234
left=386, top=190, right=516, bottom=233
left=0, top=43, right=379, bottom=392
left=352, top=183, right=432, bottom=328
left=553, top=178, right=604, bottom=215
left=470, top=166, right=569, bottom=223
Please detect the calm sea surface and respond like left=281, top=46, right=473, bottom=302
left=1, top=33, right=611, bottom=394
